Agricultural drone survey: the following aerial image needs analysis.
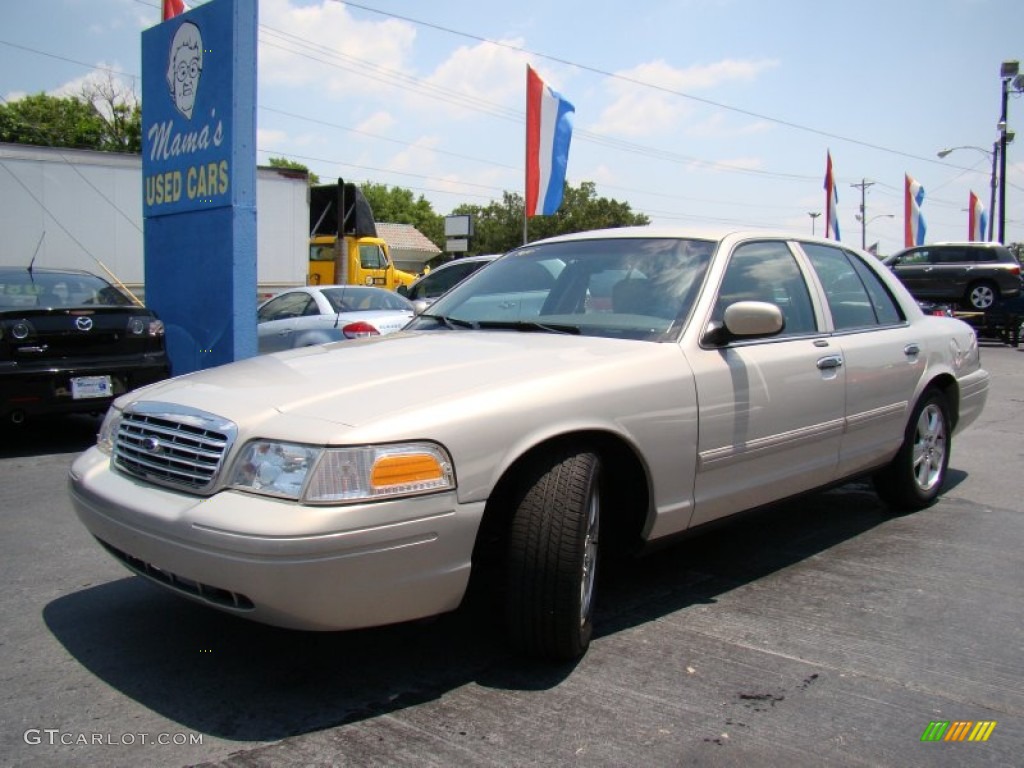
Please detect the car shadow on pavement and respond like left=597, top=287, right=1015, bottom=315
left=42, top=480, right=898, bottom=743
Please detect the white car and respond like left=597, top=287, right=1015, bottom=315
left=256, top=285, right=413, bottom=354
left=68, top=227, right=988, bottom=661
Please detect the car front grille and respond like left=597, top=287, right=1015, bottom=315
left=113, top=403, right=237, bottom=493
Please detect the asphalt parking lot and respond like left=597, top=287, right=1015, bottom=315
left=1, top=342, right=1021, bottom=768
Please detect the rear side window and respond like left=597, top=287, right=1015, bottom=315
left=802, top=244, right=904, bottom=329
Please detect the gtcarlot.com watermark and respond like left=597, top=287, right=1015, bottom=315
left=24, top=728, right=203, bottom=746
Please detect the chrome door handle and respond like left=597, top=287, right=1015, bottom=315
left=817, top=355, right=844, bottom=370
left=904, top=343, right=921, bottom=356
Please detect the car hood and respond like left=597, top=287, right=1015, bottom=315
left=125, top=330, right=680, bottom=437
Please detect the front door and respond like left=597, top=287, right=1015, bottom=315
left=690, top=240, right=845, bottom=527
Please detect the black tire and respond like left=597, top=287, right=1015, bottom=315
left=873, top=389, right=951, bottom=510
left=965, top=281, right=998, bottom=311
left=505, top=446, right=601, bottom=661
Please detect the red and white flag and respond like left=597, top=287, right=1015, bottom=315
left=968, top=191, right=987, bottom=241
left=823, top=151, right=840, bottom=241
left=163, top=0, right=189, bottom=21
left=525, top=65, right=575, bottom=218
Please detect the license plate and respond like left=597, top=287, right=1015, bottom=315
left=71, top=375, right=113, bottom=400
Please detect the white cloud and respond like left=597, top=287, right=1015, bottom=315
left=593, top=58, right=779, bottom=139
left=257, top=0, right=417, bottom=101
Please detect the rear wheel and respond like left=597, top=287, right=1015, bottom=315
left=965, top=281, right=998, bottom=310
left=505, top=446, right=601, bottom=661
left=873, top=389, right=950, bottom=510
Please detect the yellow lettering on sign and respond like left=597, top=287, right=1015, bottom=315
left=145, top=162, right=230, bottom=207
left=144, top=170, right=183, bottom=205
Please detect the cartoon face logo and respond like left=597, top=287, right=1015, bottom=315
left=166, top=21, right=203, bottom=119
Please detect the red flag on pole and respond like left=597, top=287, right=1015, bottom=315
left=163, top=0, right=188, bottom=21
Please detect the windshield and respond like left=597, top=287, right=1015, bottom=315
left=406, top=237, right=715, bottom=341
left=0, top=270, right=134, bottom=309
left=320, top=286, right=412, bottom=312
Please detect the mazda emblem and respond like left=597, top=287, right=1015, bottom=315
left=75, top=316, right=94, bottom=332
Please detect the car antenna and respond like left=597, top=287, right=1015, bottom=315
left=26, top=232, right=45, bottom=282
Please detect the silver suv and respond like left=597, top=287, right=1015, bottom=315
left=882, top=242, right=1022, bottom=310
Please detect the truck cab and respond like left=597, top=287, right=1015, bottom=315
left=307, top=180, right=417, bottom=291
left=308, top=235, right=415, bottom=290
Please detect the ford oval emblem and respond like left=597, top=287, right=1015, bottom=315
left=141, top=437, right=161, bottom=453
left=75, top=316, right=94, bottom=332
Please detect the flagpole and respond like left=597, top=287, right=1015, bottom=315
left=523, top=64, right=529, bottom=246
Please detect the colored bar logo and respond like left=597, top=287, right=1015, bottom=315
left=921, top=721, right=997, bottom=742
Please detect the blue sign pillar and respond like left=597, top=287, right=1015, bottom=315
left=141, top=0, right=257, bottom=375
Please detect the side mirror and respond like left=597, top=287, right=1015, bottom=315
left=412, top=299, right=430, bottom=315
left=702, top=301, right=784, bottom=345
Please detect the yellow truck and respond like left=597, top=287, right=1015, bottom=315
left=308, top=180, right=416, bottom=290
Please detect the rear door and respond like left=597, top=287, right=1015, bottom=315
left=799, top=243, right=924, bottom=476
left=689, top=240, right=845, bottom=527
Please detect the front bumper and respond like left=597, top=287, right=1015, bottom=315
left=68, top=447, right=484, bottom=631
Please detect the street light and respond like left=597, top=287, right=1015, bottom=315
left=937, top=144, right=999, bottom=240
left=998, top=60, right=1022, bottom=243
left=854, top=213, right=895, bottom=252
left=808, top=211, right=821, bottom=235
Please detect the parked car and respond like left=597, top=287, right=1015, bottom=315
left=69, top=228, right=988, bottom=661
left=0, top=266, right=170, bottom=425
left=400, top=254, right=501, bottom=310
left=882, top=242, right=1021, bottom=310
left=256, top=285, right=414, bottom=354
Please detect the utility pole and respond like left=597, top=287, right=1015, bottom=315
left=851, top=179, right=875, bottom=250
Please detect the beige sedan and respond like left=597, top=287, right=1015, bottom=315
left=68, top=227, right=988, bottom=661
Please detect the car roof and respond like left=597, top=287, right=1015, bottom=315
left=432, top=253, right=502, bottom=268
left=521, top=225, right=863, bottom=250
left=0, top=266, right=104, bottom=278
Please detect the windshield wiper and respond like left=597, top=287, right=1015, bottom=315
left=420, top=313, right=478, bottom=330
left=474, top=320, right=581, bottom=335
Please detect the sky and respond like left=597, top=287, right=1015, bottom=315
left=1, top=0, right=1023, bottom=254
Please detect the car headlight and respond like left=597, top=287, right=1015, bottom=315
left=228, top=440, right=321, bottom=498
left=97, top=405, right=124, bottom=455
left=228, top=441, right=455, bottom=503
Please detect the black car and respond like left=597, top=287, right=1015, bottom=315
left=399, top=254, right=501, bottom=307
left=0, top=267, right=170, bottom=425
left=882, top=242, right=1022, bottom=310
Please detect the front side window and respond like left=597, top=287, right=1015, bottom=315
left=712, top=241, right=816, bottom=336
left=410, top=262, right=476, bottom=300
left=359, top=245, right=386, bottom=270
left=896, top=248, right=928, bottom=265
left=258, top=292, right=315, bottom=322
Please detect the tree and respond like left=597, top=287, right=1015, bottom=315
left=0, top=81, right=142, bottom=152
left=0, top=93, right=107, bottom=149
left=79, top=74, right=142, bottom=152
left=451, top=181, right=649, bottom=255
left=267, top=156, right=319, bottom=184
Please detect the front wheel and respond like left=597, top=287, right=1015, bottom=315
left=965, top=281, right=998, bottom=310
left=873, top=389, right=951, bottom=510
left=505, top=446, right=601, bottom=661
